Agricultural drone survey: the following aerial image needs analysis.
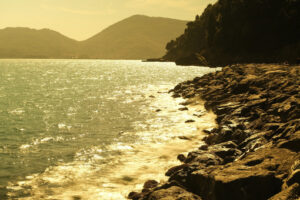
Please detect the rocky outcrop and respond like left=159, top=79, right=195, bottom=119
left=175, top=54, right=209, bottom=66
left=129, top=64, right=300, bottom=200
left=145, top=186, right=202, bottom=200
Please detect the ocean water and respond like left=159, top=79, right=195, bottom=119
left=0, top=59, right=217, bottom=199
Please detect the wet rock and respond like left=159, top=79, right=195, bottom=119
left=183, top=91, right=196, bottom=98
left=203, top=128, right=217, bottom=134
left=130, top=65, right=300, bottom=200
left=216, top=141, right=238, bottom=149
left=245, top=158, right=264, bottom=166
left=72, top=196, right=82, bottom=200
left=190, top=160, right=282, bottom=199
left=147, top=186, right=202, bottom=200
left=175, top=53, right=209, bottom=67
left=178, top=136, right=191, bottom=140
left=269, top=183, right=300, bottom=200
left=180, top=100, right=194, bottom=106
left=177, top=154, right=186, bottom=162
left=278, top=131, right=300, bottom=152
left=155, top=109, right=161, bottom=112
left=166, top=164, right=188, bottom=176
left=287, top=170, right=300, bottom=186
left=179, top=107, right=188, bottom=111
left=185, top=150, right=223, bottom=166
left=185, top=119, right=195, bottom=123
left=143, top=180, right=159, bottom=189
left=212, top=147, right=241, bottom=159
left=198, top=144, right=208, bottom=151
left=128, top=192, right=142, bottom=200
left=172, top=93, right=181, bottom=98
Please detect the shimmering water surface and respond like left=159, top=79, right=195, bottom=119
left=0, top=60, right=217, bottom=199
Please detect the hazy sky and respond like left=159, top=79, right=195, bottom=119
left=0, top=0, right=217, bottom=41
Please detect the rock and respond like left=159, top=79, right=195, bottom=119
left=128, top=192, right=142, bottom=200
left=72, top=196, right=82, bottom=200
left=175, top=53, right=209, bottom=66
left=192, top=153, right=223, bottom=166
left=175, top=148, right=297, bottom=200
left=245, top=158, right=264, bottom=166
left=177, top=154, right=186, bottom=162
left=190, top=160, right=282, bottom=200
left=203, top=128, right=216, bottom=134
left=147, top=186, right=202, bottom=200
left=185, top=119, right=195, bottom=123
left=217, top=141, right=238, bottom=148
left=172, top=93, right=181, bottom=98
left=180, top=100, right=194, bottom=106
left=212, top=147, right=241, bottom=159
left=143, top=180, right=159, bottom=189
left=287, top=169, right=300, bottom=186
left=149, top=95, right=155, bottom=98
left=198, top=144, right=208, bottom=151
left=278, top=131, right=300, bottom=152
left=179, top=107, right=189, bottom=111
left=166, top=164, right=188, bottom=176
left=131, top=65, right=300, bottom=200
left=269, top=183, right=300, bottom=200
left=178, top=136, right=191, bottom=140
left=185, top=150, right=222, bottom=166
left=155, top=109, right=162, bottom=112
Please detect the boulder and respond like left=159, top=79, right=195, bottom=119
left=143, top=180, right=159, bottom=189
left=147, top=186, right=202, bottom=200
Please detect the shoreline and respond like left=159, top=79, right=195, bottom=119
left=129, top=64, right=300, bottom=200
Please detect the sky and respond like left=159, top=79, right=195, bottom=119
left=0, top=0, right=217, bottom=41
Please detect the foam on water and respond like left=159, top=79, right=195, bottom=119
left=0, top=59, right=219, bottom=199
left=7, top=83, right=216, bottom=200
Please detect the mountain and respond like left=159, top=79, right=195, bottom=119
left=0, top=27, right=78, bottom=58
left=163, top=0, right=300, bottom=66
left=0, top=15, right=188, bottom=59
left=80, top=15, right=188, bottom=59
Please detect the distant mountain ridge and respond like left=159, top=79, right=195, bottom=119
left=0, top=27, right=78, bottom=58
left=0, top=15, right=187, bottom=59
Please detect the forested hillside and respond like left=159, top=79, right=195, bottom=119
left=163, top=0, right=300, bottom=66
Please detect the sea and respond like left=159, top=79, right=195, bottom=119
left=0, top=59, right=217, bottom=200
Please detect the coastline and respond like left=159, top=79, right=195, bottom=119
left=129, top=64, right=300, bottom=200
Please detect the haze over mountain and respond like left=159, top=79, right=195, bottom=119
left=0, top=15, right=187, bottom=59
left=80, top=15, right=188, bottom=59
left=0, top=28, right=78, bottom=58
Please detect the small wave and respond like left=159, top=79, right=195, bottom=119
left=7, top=69, right=217, bottom=199
left=19, top=136, right=65, bottom=151
left=9, top=108, right=25, bottom=115
left=107, top=143, right=134, bottom=151
left=58, top=123, right=72, bottom=131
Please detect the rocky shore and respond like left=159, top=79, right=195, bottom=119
left=128, top=64, right=300, bottom=200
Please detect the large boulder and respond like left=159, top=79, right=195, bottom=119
left=147, top=186, right=202, bottom=200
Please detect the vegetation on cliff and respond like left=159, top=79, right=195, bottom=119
left=164, top=0, right=300, bottom=66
